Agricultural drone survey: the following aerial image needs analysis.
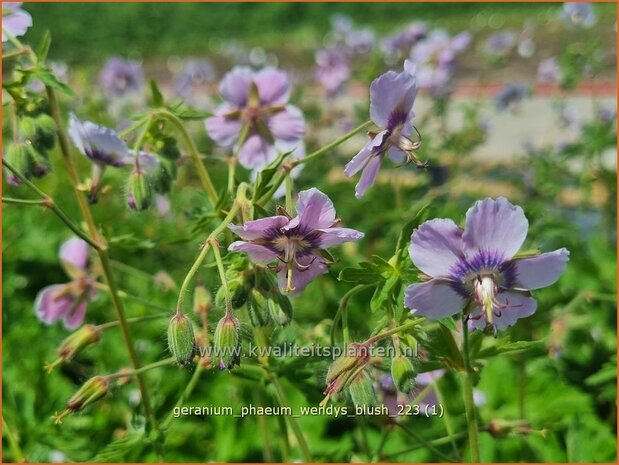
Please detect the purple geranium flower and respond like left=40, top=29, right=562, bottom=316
left=228, top=188, right=364, bottom=294
left=494, top=83, right=529, bottom=111
left=404, top=197, right=569, bottom=332
left=484, top=30, right=517, bottom=57
left=173, top=58, right=216, bottom=99
left=2, top=3, right=32, bottom=42
left=35, top=238, right=97, bottom=329
left=561, top=2, right=596, bottom=28
left=315, top=48, right=351, bottom=96
left=68, top=113, right=130, bottom=168
left=99, top=57, right=144, bottom=98
left=537, top=57, right=561, bottom=85
left=381, top=22, right=428, bottom=59
left=205, top=66, right=305, bottom=170
left=409, top=29, right=470, bottom=96
left=344, top=60, right=423, bottom=198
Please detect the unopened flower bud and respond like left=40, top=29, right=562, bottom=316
left=58, top=324, right=101, bottom=362
left=324, top=343, right=371, bottom=401
left=67, top=376, right=109, bottom=413
left=167, top=312, right=196, bottom=366
left=4, top=142, right=32, bottom=185
left=193, top=286, right=211, bottom=315
left=390, top=355, right=416, bottom=394
left=213, top=313, right=241, bottom=370
left=19, top=116, right=38, bottom=141
left=267, top=296, right=292, bottom=326
left=348, top=371, right=378, bottom=407
left=127, top=169, right=153, bottom=211
left=28, top=146, right=51, bottom=178
left=248, top=289, right=268, bottom=326
left=33, top=113, right=57, bottom=150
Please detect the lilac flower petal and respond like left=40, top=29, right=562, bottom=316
left=237, top=134, right=277, bottom=170
left=205, top=105, right=244, bottom=147
left=469, top=291, right=537, bottom=330
left=409, top=219, right=465, bottom=278
left=254, top=67, right=290, bottom=105
left=59, top=237, right=90, bottom=272
left=228, top=241, right=279, bottom=264
left=268, top=105, right=305, bottom=142
left=219, top=66, right=252, bottom=107
left=387, top=146, right=406, bottom=163
left=344, top=130, right=387, bottom=177
left=277, top=253, right=328, bottom=295
left=2, top=7, right=32, bottom=41
left=513, top=248, right=569, bottom=290
left=285, top=187, right=336, bottom=231
left=34, top=284, right=73, bottom=324
left=463, top=197, right=528, bottom=260
left=64, top=301, right=88, bottom=330
left=416, top=369, right=445, bottom=385
left=316, top=227, right=364, bottom=247
left=68, top=114, right=130, bottom=167
left=355, top=155, right=382, bottom=199
left=404, top=279, right=465, bottom=319
left=369, top=71, right=417, bottom=127
left=228, top=216, right=290, bottom=240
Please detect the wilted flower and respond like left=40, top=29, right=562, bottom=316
left=494, top=83, right=529, bottom=111
left=205, top=66, right=305, bottom=170
left=315, top=48, right=351, bottom=96
left=99, top=57, right=144, bottom=97
left=228, top=188, right=364, bottom=294
left=409, top=29, right=471, bottom=96
left=537, top=57, right=561, bottom=85
left=35, top=238, right=97, bottom=329
left=561, top=2, right=596, bottom=28
left=404, top=197, right=569, bottom=332
left=2, top=2, right=32, bottom=42
left=344, top=61, right=424, bottom=198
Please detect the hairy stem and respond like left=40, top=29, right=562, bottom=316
left=462, top=317, right=481, bottom=463
left=155, top=109, right=218, bottom=206
left=106, top=358, right=175, bottom=380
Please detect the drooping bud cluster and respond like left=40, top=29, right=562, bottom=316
left=322, top=342, right=371, bottom=406
left=167, top=312, right=196, bottom=366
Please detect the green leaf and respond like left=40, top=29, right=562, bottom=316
left=252, top=150, right=292, bottom=201
left=338, top=262, right=383, bottom=284
left=475, top=339, right=545, bottom=359
left=36, top=30, right=52, bottom=62
left=370, top=273, right=400, bottom=312
left=425, top=323, right=464, bottom=369
left=19, top=68, right=75, bottom=96
left=91, top=433, right=145, bottom=462
left=149, top=79, right=164, bottom=107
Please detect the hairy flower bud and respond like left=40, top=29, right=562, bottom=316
left=248, top=289, right=268, bottom=326
left=33, top=113, right=58, bottom=150
left=127, top=169, right=153, bottom=211
left=167, top=312, right=196, bottom=366
left=323, top=343, right=371, bottom=405
left=4, top=142, right=32, bottom=185
left=348, top=371, right=378, bottom=407
left=267, top=296, right=292, bottom=326
left=58, top=324, right=102, bottom=362
left=213, top=313, right=241, bottom=370
left=193, top=286, right=211, bottom=315
left=390, top=355, right=416, bottom=394
left=18, top=116, right=38, bottom=142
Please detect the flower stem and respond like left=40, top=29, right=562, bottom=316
left=330, top=284, right=372, bottom=346
left=106, top=357, right=176, bottom=380
left=2, top=416, right=25, bottom=463
left=45, top=86, right=158, bottom=440
left=210, top=238, right=232, bottom=315
left=161, top=365, right=204, bottom=430
left=175, top=192, right=243, bottom=314
left=285, top=173, right=293, bottom=212
left=364, top=320, right=417, bottom=346
left=267, top=372, right=312, bottom=462
left=2, top=159, right=97, bottom=248
left=394, top=422, right=457, bottom=462
left=155, top=109, right=218, bottom=206
left=461, top=317, right=481, bottom=463
left=97, top=312, right=170, bottom=331
left=292, top=120, right=373, bottom=166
